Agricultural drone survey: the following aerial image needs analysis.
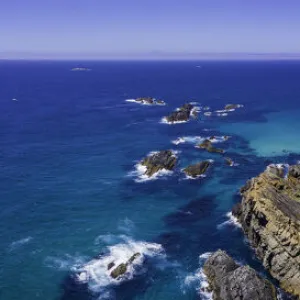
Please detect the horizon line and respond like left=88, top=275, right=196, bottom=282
left=1, top=52, right=300, bottom=61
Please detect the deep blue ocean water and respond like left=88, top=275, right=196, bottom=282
left=1, top=60, right=300, bottom=300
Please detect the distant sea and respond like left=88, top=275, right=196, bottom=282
left=1, top=60, right=300, bottom=300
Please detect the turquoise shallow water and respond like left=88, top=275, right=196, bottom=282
left=1, top=61, right=300, bottom=300
left=221, top=109, right=300, bottom=157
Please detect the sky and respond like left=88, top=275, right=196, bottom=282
left=1, top=0, right=300, bottom=59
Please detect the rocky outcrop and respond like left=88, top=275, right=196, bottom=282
left=232, top=164, right=300, bottom=297
left=183, top=161, right=211, bottom=178
left=136, top=97, right=155, bottom=105
left=203, top=250, right=277, bottom=300
left=156, top=99, right=166, bottom=105
left=141, top=150, right=177, bottom=177
left=110, top=253, right=141, bottom=279
left=165, top=103, right=194, bottom=123
left=224, top=157, right=234, bottom=166
left=135, top=97, right=165, bottom=105
left=197, top=139, right=224, bottom=154
left=224, top=104, right=243, bottom=111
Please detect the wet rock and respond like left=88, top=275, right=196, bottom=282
left=136, top=97, right=155, bottom=104
left=197, top=139, right=224, bottom=154
left=156, top=99, right=166, bottom=105
left=110, top=252, right=141, bottom=279
left=110, top=263, right=127, bottom=279
left=203, top=250, right=277, bottom=300
left=225, top=104, right=241, bottom=110
left=183, top=161, right=211, bottom=178
left=107, top=262, right=115, bottom=270
left=165, top=103, right=194, bottom=123
left=141, top=150, right=177, bottom=177
left=127, top=252, right=141, bottom=264
left=232, top=164, right=300, bottom=297
left=224, top=157, right=234, bottom=166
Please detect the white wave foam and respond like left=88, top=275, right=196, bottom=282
left=208, top=136, right=230, bottom=143
left=172, top=135, right=228, bottom=146
left=204, top=112, right=212, bottom=116
left=73, top=238, right=165, bottom=293
left=216, top=109, right=235, bottom=113
left=184, top=174, right=207, bottom=180
left=160, top=117, right=188, bottom=124
left=267, top=163, right=290, bottom=178
left=125, top=98, right=165, bottom=106
left=172, top=136, right=204, bottom=145
left=184, top=252, right=213, bottom=299
left=129, top=163, right=173, bottom=183
left=128, top=151, right=178, bottom=182
left=217, top=212, right=241, bottom=229
left=217, top=112, right=228, bottom=117
left=9, top=236, right=33, bottom=251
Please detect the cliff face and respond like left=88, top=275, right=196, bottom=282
left=203, top=250, right=277, bottom=300
left=233, top=164, right=300, bottom=297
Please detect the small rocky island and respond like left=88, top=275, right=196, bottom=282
left=164, top=103, right=194, bottom=123
left=203, top=250, right=277, bottom=300
left=224, top=157, right=234, bottom=166
left=232, top=164, right=300, bottom=297
left=183, top=161, right=211, bottom=178
left=197, top=139, right=224, bottom=154
left=224, top=104, right=243, bottom=111
left=141, top=150, right=177, bottom=177
left=109, top=253, right=141, bottom=279
left=133, top=97, right=166, bottom=105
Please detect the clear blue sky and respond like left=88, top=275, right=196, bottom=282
left=1, top=0, right=300, bottom=59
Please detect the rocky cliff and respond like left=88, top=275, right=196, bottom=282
left=203, top=250, right=277, bottom=300
left=232, top=164, right=300, bottom=297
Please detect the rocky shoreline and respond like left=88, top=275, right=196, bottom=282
left=232, top=164, right=300, bottom=298
left=203, top=250, right=277, bottom=300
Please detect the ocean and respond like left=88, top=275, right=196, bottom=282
left=1, top=60, right=300, bottom=300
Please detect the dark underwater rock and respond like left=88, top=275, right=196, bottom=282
left=141, top=150, right=177, bottom=177
left=203, top=250, right=277, bottom=300
left=197, top=139, right=224, bottom=154
left=183, top=161, right=211, bottom=178
left=232, top=164, right=300, bottom=297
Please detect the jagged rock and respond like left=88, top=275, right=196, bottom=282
left=136, top=97, right=155, bottom=104
left=156, top=99, right=166, bottom=105
left=203, top=250, right=277, bottom=300
left=110, top=252, right=141, bottom=279
left=107, top=262, right=115, bottom=270
left=183, top=161, right=211, bottom=178
left=141, top=150, right=177, bottom=177
left=197, top=139, right=224, bottom=154
left=127, top=252, right=141, bottom=264
left=110, top=263, right=127, bottom=279
left=224, top=157, right=234, bottom=166
left=165, top=103, right=194, bottom=123
left=225, top=104, right=240, bottom=110
left=232, top=164, right=300, bottom=297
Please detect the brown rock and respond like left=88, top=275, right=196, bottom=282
left=232, top=164, right=300, bottom=297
